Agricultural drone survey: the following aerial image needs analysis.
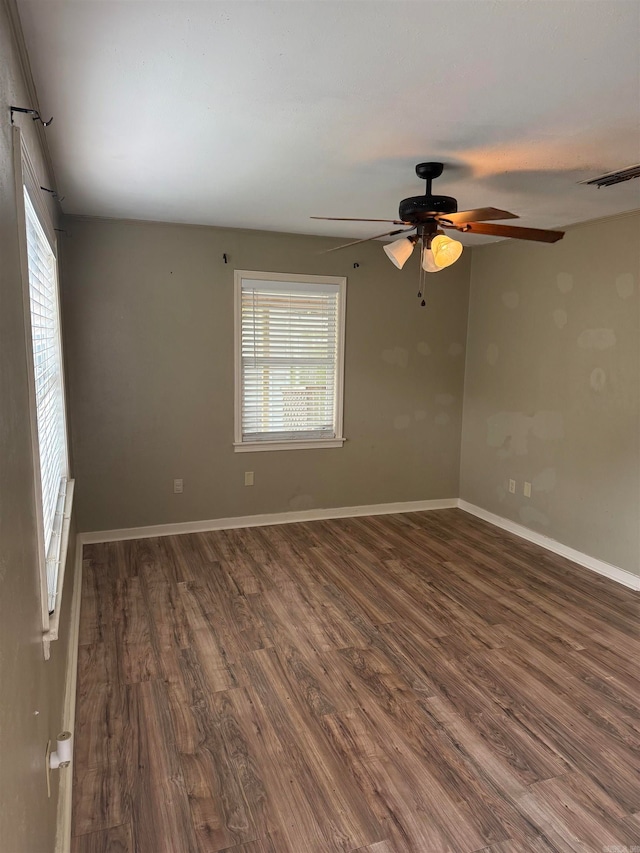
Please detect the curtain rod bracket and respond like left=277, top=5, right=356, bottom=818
left=41, top=186, right=65, bottom=203
left=11, top=106, right=54, bottom=127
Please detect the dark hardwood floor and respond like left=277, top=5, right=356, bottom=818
left=71, top=509, right=640, bottom=852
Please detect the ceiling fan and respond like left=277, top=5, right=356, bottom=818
left=312, top=162, right=564, bottom=273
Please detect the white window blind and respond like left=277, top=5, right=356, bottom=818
left=239, top=277, right=344, bottom=444
left=24, top=187, right=68, bottom=614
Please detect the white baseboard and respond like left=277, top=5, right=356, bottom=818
left=79, top=498, right=459, bottom=546
left=458, top=500, right=640, bottom=591
left=78, top=496, right=639, bottom=591
left=55, top=536, right=83, bottom=853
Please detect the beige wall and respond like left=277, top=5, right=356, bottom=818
left=0, top=2, right=78, bottom=850
left=461, top=213, right=640, bottom=576
left=59, top=212, right=640, bottom=578
left=61, top=216, right=470, bottom=532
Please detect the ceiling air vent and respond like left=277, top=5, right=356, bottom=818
left=579, top=164, right=640, bottom=188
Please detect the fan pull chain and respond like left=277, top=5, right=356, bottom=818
left=417, top=258, right=427, bottom=307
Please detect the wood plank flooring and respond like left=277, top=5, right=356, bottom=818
left=71, top=509, right=640, bottom=852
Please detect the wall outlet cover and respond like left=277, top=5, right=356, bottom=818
left=509, top=479, right=516, bottom=494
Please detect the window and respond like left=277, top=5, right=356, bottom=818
left=23, top=186, right=69, bottom=615
left=234, top=271, right=346, bottom=452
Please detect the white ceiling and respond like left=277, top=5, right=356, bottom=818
left=17, top=0, right=640, bottom=243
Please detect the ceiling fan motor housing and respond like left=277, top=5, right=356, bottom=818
left=399, top=194, right=458, bottom=222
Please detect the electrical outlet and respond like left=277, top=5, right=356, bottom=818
left=173, top=478, right=183, bottom=494
left=524, top=481, right=532, bottom=498
left=508, top=479, right=516, bottom=494
left=244, top=471, right=254, bottom=487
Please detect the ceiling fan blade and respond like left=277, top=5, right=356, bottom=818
left=311, top=216, right=407, bottom=225
left=449, top=222, right=565, bottom=243
left=321, top=227, right=415, bottom=254
left=438, top=207, right=519, bottom=225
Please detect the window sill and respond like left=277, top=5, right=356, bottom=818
left=234, top=438, right=346, bottom=453
left=43, top=478, right=75, bottom=659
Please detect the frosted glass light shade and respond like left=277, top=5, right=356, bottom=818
left=422, top=248, right=443, bottom=272
left=431, top=234, right=463, bottom=269
left=384, top=236, right=415, bottom=269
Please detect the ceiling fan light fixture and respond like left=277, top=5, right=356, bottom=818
left=431, top=234, right=464, bottom=269
left=383, top=234, right=417, bottom=269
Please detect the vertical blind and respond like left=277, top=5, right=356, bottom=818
left=24, top=188, right=68, bottom=613
left=240, top=279, right=340, bottom=442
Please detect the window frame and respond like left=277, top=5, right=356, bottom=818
left=233, top=270, right=347, bottom=453
left=13, top=126, right=74, bottom=654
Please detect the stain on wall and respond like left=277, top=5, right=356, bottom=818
left=553, top=308, right=568, bottom=329
left=577, top=328, right=617, bottom=349
left=382, top=346, right=409, bottom=368
left=519, top=505, right=550, bottom=527
left=556, top=272, right=574, bottom=293
left=502, top=291, right=520, bottom=309
left=435, top=393, right=455, bottom=406
left=289, top=494, right=315, bottom=511
left=532, top=467, right=557, bottom=493
left=590, top=367, right=607, bottom=392
left=616, top=273, right=634, bottom=300
left=393, top=414, right=411, bottom=430
left=487, top=410, right=564, bottom=457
